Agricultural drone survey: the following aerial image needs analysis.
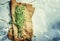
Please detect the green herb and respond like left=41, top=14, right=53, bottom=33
left=9, top=4, right=25, bottom=37
left=15, top=4, right=25, bottom=37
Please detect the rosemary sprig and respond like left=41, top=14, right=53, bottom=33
left=9, top=4, right=25, bottom=37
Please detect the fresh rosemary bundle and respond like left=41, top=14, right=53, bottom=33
left=15, top=4, right=25, bottom=37
left=9, top=4, right=25, bottom=37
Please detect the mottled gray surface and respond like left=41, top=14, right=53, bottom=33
left=32, top=0, right=60, bottom=41
left=0, top=0, right=60, bottom=41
